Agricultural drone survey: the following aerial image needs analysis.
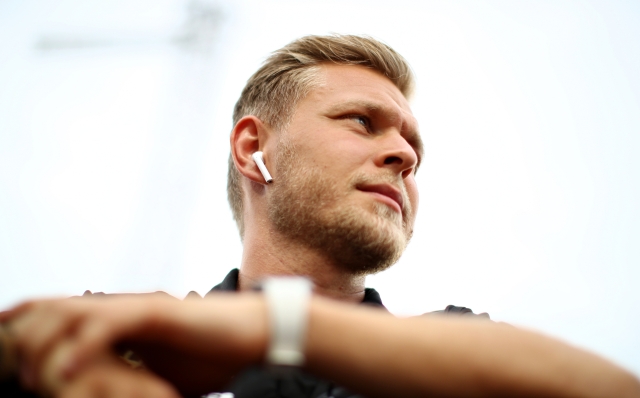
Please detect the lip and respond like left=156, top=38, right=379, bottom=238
left=357, top=183, right=404, bottom=213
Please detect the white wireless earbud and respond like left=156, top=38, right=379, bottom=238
left=252, top=151, right=273, bottom=183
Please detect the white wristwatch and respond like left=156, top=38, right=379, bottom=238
left=262, top=277, right=313, bottom=367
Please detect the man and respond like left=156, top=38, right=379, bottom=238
left=2, top=34, right=639, bottom=398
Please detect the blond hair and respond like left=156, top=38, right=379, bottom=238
left=228, top=34, right=415, bottom=237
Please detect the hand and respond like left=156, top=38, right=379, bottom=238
left=57, top=356, right=181, bottom=398
left=0, top=292, right=268, bottom=396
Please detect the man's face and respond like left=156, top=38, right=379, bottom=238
left=268, top=64, right=422, bottom=275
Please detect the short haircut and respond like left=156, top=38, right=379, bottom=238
left=228, top=34, right=415, bottom=238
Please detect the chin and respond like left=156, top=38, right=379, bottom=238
left=271, top=186, right=412, bottom=275
left=317, top=203, right=410, bottom=276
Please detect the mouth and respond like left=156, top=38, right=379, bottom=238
left=356, top=183, right=404, bottom=214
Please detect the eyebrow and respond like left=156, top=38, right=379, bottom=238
left=327, top=100, right=424, bottom=170
left=326, top=100, right=383, bottom=116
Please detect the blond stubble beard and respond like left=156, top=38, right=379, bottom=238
left=267, top=139, right=413, bottom=276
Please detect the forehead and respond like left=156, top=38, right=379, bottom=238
left=315, top=64, right=412, bottom=107
left=301, top=64, right=419, bottom=132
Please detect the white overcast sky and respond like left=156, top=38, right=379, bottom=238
left=1, top=0, right=639, bottom=376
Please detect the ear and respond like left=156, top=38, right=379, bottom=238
left=230, top=115, right=274, bottom=185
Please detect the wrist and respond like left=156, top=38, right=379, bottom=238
left=262, top=277, right=312, bottom=367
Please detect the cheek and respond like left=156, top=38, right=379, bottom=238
left=296, top=129, right=369, bottom=172
left=405, top=176, right=419, bottom=215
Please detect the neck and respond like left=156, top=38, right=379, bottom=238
left=239, top=226, right=366, bottom=304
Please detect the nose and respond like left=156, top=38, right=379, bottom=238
left=375, top=133, right=419, bottom=178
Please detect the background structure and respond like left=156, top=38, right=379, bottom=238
left=1, top=0, right=638, bottom=376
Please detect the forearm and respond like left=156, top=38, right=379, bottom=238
left=304, top=297, right=640, bottom=398
left=4, top=294, right=639, bottom=398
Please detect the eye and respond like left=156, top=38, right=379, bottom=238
left=348, top=115, right=370, bottom=128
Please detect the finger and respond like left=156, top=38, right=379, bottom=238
left=0, top=310, right=14, bottom=323
left=10, top=300, right=89, bottom=389
left=10, top=299, right=112, bottom=390
left=0, top=301, right=38, bottom=323
left=0, top=323, right=18, bottom=381
left=57, top=298, right=161, bottom=380
left=40, top=338, right=91, bottom=394
left=13, top=307, right=77, bottom=368
left=58, top=361, right=181, bottom=398
left=58, top=317, right=113, bottom=381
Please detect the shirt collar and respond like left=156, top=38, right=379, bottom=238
left=207, top=268, right=386, bottom=310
